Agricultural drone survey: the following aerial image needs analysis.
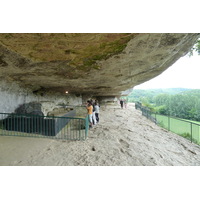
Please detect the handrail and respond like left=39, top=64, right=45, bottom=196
left=0, top=109, right=89, bottom=140
left=135, top=102, right=200, bottom=145
left=0, top=111, right=87, bottom=120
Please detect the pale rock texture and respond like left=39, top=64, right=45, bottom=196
left=0, top=80, right=82, bottom=115
left=0, top=33, right=199, bottom=112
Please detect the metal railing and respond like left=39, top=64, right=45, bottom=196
left=135, top=102, right=200, bottom=145
left=0, top=109, right=89, bottom=140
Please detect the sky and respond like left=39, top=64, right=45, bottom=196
left=134, top=52, right=200, bottom=89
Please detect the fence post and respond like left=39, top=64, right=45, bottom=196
left=85, top=117, right=88, bottom=138
left=168, top=115, right=170, bottom=131
left=191, top=122, right=193, bottom=143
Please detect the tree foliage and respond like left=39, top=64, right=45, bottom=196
left=129, top=89, right=200, bottom=121
left=189, top=39, right=200, bottom=56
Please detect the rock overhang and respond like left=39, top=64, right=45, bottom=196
left=0, top=33, right=199, bottom=97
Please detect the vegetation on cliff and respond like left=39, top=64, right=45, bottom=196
left=189, top=38, right=200, bottom=56
left=0, top=33, right=137, bottom=72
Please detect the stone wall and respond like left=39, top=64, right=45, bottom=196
left=0, top=80, right=82, bottom=116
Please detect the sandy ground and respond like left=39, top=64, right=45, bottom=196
left=1, top=103, right=200, bottom=166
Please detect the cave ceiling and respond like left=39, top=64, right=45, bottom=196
left=0, top=33, right=199, bottom=97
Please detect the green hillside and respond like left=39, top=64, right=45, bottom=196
left=129, top=88, right=200, bottom=122
left=127, top=88, right=190, bottom=103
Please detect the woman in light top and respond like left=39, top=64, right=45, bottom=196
left=94, top=102, right=100, bottom=123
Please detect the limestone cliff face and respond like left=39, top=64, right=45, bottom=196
left=0, top=80, right=82, bottom=116
left=0, top=33, right=199, bottom=98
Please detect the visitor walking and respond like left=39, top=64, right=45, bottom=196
left=120, top=99, right=124, bottom=109
left=124, top=99, right=127, bottom=108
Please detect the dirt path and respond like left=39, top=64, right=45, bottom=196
left=1, top=103, right=200, bottom=166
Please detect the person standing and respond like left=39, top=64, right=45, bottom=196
left=124, top=99, right=127, bottom=108
left=86, top=100, right=93, bottom=128
left=94, top=102, right=100, bottom=123
left=90, top=99, right=97, bottom=125
left=120, top=99, right=124, bottom=109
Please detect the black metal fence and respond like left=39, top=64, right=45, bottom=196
left=0, top=108, right=89, bottom=140
left=135, top=102, right=200, bottom=145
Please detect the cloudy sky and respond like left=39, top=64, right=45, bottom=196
left=134, top=52, right=200, bottom=89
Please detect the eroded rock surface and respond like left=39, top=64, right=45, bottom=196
left=0, top=33, right=199, bottom=97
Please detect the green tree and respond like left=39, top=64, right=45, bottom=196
left=189, top=38, right=200, bottom=56
left=154, top=94, right=170, bottom=106
left=130, top=88, right=200, bottom=121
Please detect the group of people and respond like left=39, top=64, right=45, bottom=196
left=119, top=99, right=127, bottom=109
left=86, top=98, right=127, bottom=128
left=86, top=99, right=100, bottom=128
